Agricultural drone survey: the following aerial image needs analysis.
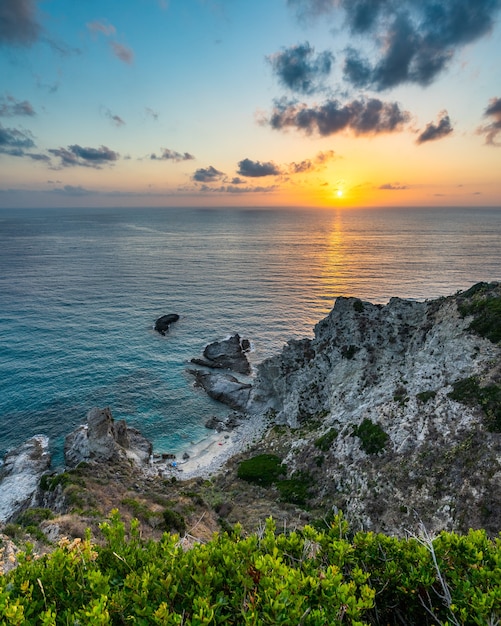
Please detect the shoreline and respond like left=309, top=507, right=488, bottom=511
left=152, top=413, right=267, bottom=480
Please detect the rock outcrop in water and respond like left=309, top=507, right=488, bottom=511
left=154, top=313, right=180, bottom=335
left=0, top=435, right=51, bottom=523
left=64, top=407, right=152, bottom=468
left=191, top=334, right=251, bottom=375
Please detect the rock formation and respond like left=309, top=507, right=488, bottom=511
left=190, top=370, right=252, bottom=412
left=64, top=407, right=152, bottom=467
left=244, top=282, right=501, bottom=536
left=154, top=314, right=180, bottom=335
left=191, top=334, right=251, bottom=375
left=0, top=435, right=51, bottom=523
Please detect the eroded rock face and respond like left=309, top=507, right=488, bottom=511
left=64, top=407, right=152, bottom=468
left=0, top=435, right=51, bottom=523
left=190, top=370, right=252, bottom=411
left=246, top=284, right=501, bottom=536
left=191, top=334, right=251, bottom=375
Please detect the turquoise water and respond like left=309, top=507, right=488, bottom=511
left=1, top=206, right=500, bottom=463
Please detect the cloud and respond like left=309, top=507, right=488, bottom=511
left=379, top=182, right=409, bottom=190
left=237, top=158, right=281, bottom=177
left=289, top=149, right=337, bottom=173
left=477, top=97, right=501, bottom=146
left=288, top=0, right=501, bottom=90
left=0, top=95, right=36, bottom=117
left=268, top=97, right=410, bottom=136
left=86, top=20, right=116, bottom=37
left=101, top=107, right=125, bottom=127
left=0, top=0, right=40, bottom=46
left=110, top=41, right=134, bottom=64
left=416, top=111, right=453, bottom=144
left=199, top=184, right=277, bottom=194
left=267, top=42, right=334, bottom=94
left=145, top=107, right=159, bottom=121
left=0, top=123, right=35, bottom=155
left=52, top=185, right=91, bottom=196
left=48, top=144, right=119, bottom=168
left=192, top=165, right=224, bottom=182
left=151, top=148, right=195, bottom=162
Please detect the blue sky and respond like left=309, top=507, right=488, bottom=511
left=1, top=0, right=501, bottom=208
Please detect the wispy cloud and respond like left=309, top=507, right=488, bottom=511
left=0, top=95, right=36, bottom=117
left=110, top=41, right=134, bottom=65
left=268, top=97, right=410, bottom=136
left=417, top=111, right=453, bottom=144
left=0, top=123, right=35, bottom=155
left=48, top=144, right=119, bottom=168
left=151, top=148, right=195, bottom=162
left=267, top=42, right=334, bottom=94
left=288, top=149, right=337, bottom=173
left=145, top=107, right=159, bottom=121
left=87, top=19, right=134, bottom=65
left=101, top=107, right=125, bottom=127
left=477, top=97, right=501, bottom=146
left=379, top=182, right=409, bottom=190
left=86, top=20, right=116, bottom=37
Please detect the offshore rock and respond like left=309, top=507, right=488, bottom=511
left=0, top=435, right=51, bottom=523
left=191, top=334, right=251, bottom=375
left=64, top=407, right=152, bottom=468
left=155, top=313, right=180, bottom=335
left=190, top=370, right=252, bottom=411
left=247, top=283, right=501, bottom=536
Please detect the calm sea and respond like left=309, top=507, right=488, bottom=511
left=1, top=206, right=500, bottom=464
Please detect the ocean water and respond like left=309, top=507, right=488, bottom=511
left=1, top=206, right=500, bottom=464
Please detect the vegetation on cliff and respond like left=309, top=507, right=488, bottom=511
left=1, top=512, right=500, bottom=625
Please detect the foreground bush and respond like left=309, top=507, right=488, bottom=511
left=0, top=511, right=500, bottom=624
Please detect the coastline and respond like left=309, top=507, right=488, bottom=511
left=153, top=413, right=267, bottom=480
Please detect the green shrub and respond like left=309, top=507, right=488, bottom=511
left=237, top=454, right=286, bottom=486
left=353, top=299, right=364, bottom=313
left=314, top=428, right=338, bottom=451
left=449, top=377, right=501, bottom=432
left=459, top=284, right=501, bottom=343
left=416, top=390, right=437, bottom=403
left=352, top=418, right=389, bottom=454
left=162, top=508, right=186, bottom=535
left=341, top=344, right=359, bottom=359
left=276, top=472, right=312, bottom=505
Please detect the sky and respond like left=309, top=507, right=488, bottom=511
left=1, top=0, right=501, bottom=209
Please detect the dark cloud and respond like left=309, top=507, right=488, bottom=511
left=0, top=96, right=36, bottom=117
left=417, top=111, right=453, bottom=144
left=192, top=165, right=224, bottom=182
left=379, top=182, right=409, bottom=190
left=268, top=97, right=410, bottom=136
left=267, top=42, right=334, bottom=94
left=199, top=184, right=277, bottom=194
left=151, top=148, right=195, bottom=162
left=0, top=0, right=40, bottom=46
left=27, top=152, right=50, bottom=161
left=48, top=144, right=119, bottom=168
left=52, top=185, right=91, bottom=196
left=0, top=123, right=35, bottom=155
left=110, top=41, right=134, bottom=64
left=289, top=0, right=501, bottom=90
left=237, top=158, right=281, bottom=177
left=477, top=97, right=501, bottom=146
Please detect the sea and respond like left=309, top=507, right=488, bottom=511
left=1, top=206, right=500, bottom=465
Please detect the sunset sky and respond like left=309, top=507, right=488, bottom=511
left=1, top=0, right=501, bottom=209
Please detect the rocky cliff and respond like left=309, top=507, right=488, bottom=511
left=242, top=282, right=501, bottom=535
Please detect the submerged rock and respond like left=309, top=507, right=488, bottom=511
left=64, top=407, right=152, bottom=468
left=155, top=314, right=180, bottom=335
left=0, top=435, right=51, bottom=523
left=191, top=334, right=251, bottom=374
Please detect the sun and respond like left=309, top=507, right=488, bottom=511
left=336, top=189, right=343, bottom=198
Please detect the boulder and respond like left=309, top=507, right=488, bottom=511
left=191, top=334, right=251, bottom=374
left=64, top=407, right=152, bottom=467
left=155, top=314, right=180, bottom=335
left=0, top=435, right=51, bottom=523
left=190, top=370, right=252, bottom=411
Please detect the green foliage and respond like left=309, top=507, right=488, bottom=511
left=2, top=512, right=501, bottom=625
left=162, top=508, right=186, bottom=535
left=40, top=469, right=85, bottom=492
left=449, top=377, right=501, bottom=432
left=341, top=344, right=359, bottom=359
left=121, top=497, right=162, bottom=525
left=276, top=472, right=313, bottom=505
left=237, top=454, right=286, bottom=486
left=353, top=299, right=364, bottom=313
left=314, top=427, right=338, bottom=451
left=459, top=283, right=501, bottom=343
left=416, top=390, right=437, bottom=403
left=352, top=419, right=389, bottom=455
